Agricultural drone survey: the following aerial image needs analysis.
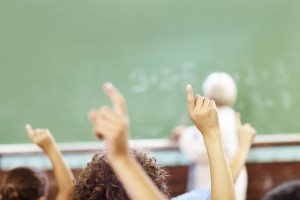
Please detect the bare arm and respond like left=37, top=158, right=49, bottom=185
left=186, top=85, right=235, bottom=200
left=110, top=154, right=167, bottom=200
left=89, top=83, right=167, bottom=200
left=25, top=125, right=74, bottom=200
left=230, top=113, right=256, bottom=182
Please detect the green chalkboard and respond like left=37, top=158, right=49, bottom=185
left=1, top=0, right=300, bottom=144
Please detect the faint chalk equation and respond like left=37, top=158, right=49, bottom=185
left=128, top=62, right=196, bottom=93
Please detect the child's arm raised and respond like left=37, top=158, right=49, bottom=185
left=186, top=84, right=235, bottom=200
left=89, top=83, right=167, bottom=200
left=230, top=113, right=256, bottom=182
left=25, top=125, right=74, bottom=200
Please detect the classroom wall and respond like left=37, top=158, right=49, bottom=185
left=1, top=139, right=300, bottom=200
left=247, top=162, right=300, bottom=200
left=1, top=160, right=299, bottom=200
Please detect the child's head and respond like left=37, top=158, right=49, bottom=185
left=0, top=167, right=48, bottom=200
left=202, top=72, right=237, bottom=107
left=72, top=148, right=170, bottom=200
left=262, top=180, right=300, bottom=200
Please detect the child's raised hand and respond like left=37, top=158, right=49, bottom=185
left=25, top=124, right=55, bottom=151
left=236, top=113, right=256, bottom=148
left=186, top=84, right=220, bottom=135
left=88, top=83, right=129, bottom=159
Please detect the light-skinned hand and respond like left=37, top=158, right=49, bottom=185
left=186, top=84, right=220, bottom=135
left=235, top=113, right=256, bottom=148
left=88, top=82, right=129, bottom=160
left=25, top=124, right=55, bottom=151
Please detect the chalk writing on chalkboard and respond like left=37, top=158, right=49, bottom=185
left=128, top=63, right=196, bottom=93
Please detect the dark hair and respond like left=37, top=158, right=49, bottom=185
left=73, top=148, right=170, bottom=200
left=262, top=180, right=300, bottom=200
left=0, top=167, right=48, bottom=200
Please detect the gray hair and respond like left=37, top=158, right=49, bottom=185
left=202, top=72, right=237, bottom=107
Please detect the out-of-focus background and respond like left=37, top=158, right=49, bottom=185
left=1, top=1, right=300, bottom=199
left=1, top=0, right=300, bottom=143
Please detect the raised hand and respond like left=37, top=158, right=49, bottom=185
left=88, top=82, right=129, bottom=159
left=25, top=124, right=74, bottom=200
left=186, top=84, right=235, bottom=200
left=186, top=84, right=220, bottom=135
left=236, top=113, right=256, bottom=148
left=229, top=113, right=256, bottom=184
left=25, top=124, right=55, bottom=151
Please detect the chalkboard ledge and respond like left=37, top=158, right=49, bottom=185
left=0, top=139, right=178, bottom=155
left=1, top=134, right=300, bottom=155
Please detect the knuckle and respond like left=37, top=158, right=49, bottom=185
left=99, top=107, right=109, bottom=113
left=120, top=117, right=128, bottom=127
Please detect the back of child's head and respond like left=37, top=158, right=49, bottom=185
left=72, top=148, right=170, bottom=200
left=202, top=72, right=237, bottom=107
left=0, top=167, right=48, bottom=200
left=262, top=180, right=300, bottom=200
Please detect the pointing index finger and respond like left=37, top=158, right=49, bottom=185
left=103, top=82, right=127, bottom=116
left=25, top=124, right=34, bottom=137
left=186, top=84, right=194, bottom=113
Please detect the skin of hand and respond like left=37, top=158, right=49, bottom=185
left=88, top=82, right=130, bottom=160
left=186, top=84, right=220, bottom=135
left=236, top=113, right=256, bottom=149
left=88, top=83, right=167, bottom=200
left=25, top=124, right=55, bottom=152
left=186, top=84, right=236, bottom=200
left=25, top=124, right=74, bottom=200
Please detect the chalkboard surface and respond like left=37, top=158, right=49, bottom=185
left=1, top=0, right=300, bottom=144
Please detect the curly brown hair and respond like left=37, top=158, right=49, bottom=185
left=73, top=148, right=170, bottom=200
left=0, top=167, right=48, bottom=200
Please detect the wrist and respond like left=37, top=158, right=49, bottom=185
left=108, top=150, right=131, bottom=163
left=202, top=127, right=222, bottom=141
left=203, top=129, right=225, bottom=157
left=42, top=142, right=58, bottom=154
left=109, top=152, right=132, bottom=168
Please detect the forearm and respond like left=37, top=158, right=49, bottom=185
left=204, top=132, right=235, bottom=200
left=44, top=145, right=74, bottom=200
left=110, top=155, right=168, bottom=200
left=230, top=146, right=251, bottom=182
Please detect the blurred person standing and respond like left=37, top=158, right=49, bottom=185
left=172, top=72, right=248, bottom=200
